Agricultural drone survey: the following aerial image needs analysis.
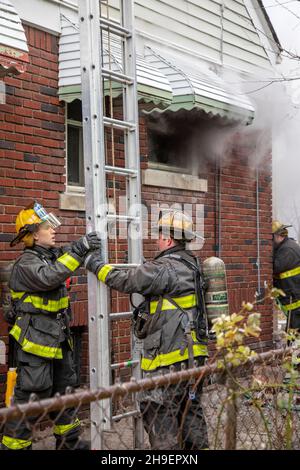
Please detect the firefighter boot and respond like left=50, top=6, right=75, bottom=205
left=55, top=436, right=90, bottom=450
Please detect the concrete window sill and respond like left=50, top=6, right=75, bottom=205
left=142, top=168, right=207, bottom=192
left=60, top=169, right=208, bottom=212
left=59, top=190, right=85, bottom=211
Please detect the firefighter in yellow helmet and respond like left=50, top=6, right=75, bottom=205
left=1, top=201, right=101, bottom=451
left=272, top=219, right=300, bottom=331
left=84, top=209, right=209, bottom=449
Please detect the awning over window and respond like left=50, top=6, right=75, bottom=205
left=58, top=16, right=254, bottom=123
left=144, top=47, right=254, bottom=124
left=58, top=16, right=173, bottom=108
left=0, top=0, right=29, bottom=77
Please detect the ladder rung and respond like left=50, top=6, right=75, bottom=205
left=110, top=312, right=133, bottom=320
left=105, top=165, right=137, bottom=176
left=102, top=68, right=134, bottom=85
left=110, top=360, right=139, bottom=370
left=103, top=116, right=136, bottom=131
left=112, top=410, right=140, bottom=422
left=100, top=17, right=131, bottom=38
left=107, top=214, right=138, bottom=222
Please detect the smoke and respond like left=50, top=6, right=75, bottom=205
left=146, top=45, right=298, bottom=201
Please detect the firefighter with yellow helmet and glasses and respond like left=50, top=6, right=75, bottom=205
left=272, top=220, right=300, bottom=331
left=1, top=201, right=101, bottom=450
left=85, top=209, right=209, bottom=450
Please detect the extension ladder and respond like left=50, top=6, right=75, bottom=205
left=78, top=0, right=143, bottom=450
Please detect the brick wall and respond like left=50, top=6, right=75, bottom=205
left=0, top=25, right=273, bottom=403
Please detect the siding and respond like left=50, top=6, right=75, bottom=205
left=0, top=0, right=28, bottom=52
left=104, top=0, right=272, bottom=73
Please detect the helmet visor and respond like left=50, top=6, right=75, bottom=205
left=33, top=202, right=61, bottom=229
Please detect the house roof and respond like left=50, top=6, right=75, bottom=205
left=0, top=0, right=29, bottom=77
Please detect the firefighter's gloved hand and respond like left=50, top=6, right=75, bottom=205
left=84, top=250, right=104, bottom=274
left=72, top=232, right=102, bottom=258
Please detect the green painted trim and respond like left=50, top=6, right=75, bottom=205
left=58, top=85, right=253, bottom=123
left=58, top=85, right=81, bottom=102
left=137, top=84, right=172, bottom=107
left=165, top=94, right=254, bottom=122
left=59, top=82, right=172, bottom=108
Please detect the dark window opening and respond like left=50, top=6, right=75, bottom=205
left=67, top=100, right=84, bottom=187
left=147, top=110, right=236, bottom=174
left=67, top=98, right=82, bottom=121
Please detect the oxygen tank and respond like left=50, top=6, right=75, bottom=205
left=202, top=257, right=229, bottom=327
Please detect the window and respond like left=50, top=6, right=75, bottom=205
left=147, top=110, right=235, bottom=174
left=67, top=100, right=84, bottom=187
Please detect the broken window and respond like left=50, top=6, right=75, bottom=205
left=147, top=110, right=235, bottom=174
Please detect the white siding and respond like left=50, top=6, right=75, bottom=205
left=11, top=0, right=275, bottom=74
left=58, top=17, right=172, bottom=104
left=105, top=0, right=273, bottom=74
left=0, top=0, right=28, bottom=52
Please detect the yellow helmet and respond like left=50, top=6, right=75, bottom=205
left=10, top=201, right=61, bottom=247
left=272, top=220, right=292, bottom=236
left=158, top=209, right=197, bottom=242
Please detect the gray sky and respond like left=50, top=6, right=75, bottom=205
left=262, top=1, right=300, bottom=239
left=263, top=0, right=300, bottom=70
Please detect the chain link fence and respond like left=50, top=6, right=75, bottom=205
left=1, top=346, right=300, bottom=450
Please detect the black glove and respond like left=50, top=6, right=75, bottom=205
left=72, top=231, right=102, bottom=258
left=84, top=250, right=104, bottom=274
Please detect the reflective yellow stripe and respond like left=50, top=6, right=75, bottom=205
left=141, top=340, right=208, bottom=371
left=279, top=266, right=300, bottom=279
left=10, top=290, right=26, bottom=300
left=10, top=324, right=21, bottom=342
left=53, top=418, right=81, bottom=436
left=10, top=290, right=69, bottom=313
left=9, top=326, right=62, bottom=359
left=97, top=264, right=113, bottom=282
left=2, top=436, right=32, bottom=450
left=150, top=294, right=197, bottom=314
left=21, top=338, right=62, bottom=359
left=282, top=299, right=300, bottom=312
left=23, top=295, right=69, bottom=312
left=57, top=253, right=80, bottom=272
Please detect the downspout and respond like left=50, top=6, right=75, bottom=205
left=215, top=160, right=222, bottom=258
left=218, top=0, right=224, bottom=257
left=220, top=1, right=225, bottom=66
left=256, top=167, right=263, bottom=301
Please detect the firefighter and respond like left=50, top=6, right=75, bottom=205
left=1, top=201, right=101, bottom=450
left=272, top=220, right=300, bottom=331
left=85, top=210, right=209, bottom=450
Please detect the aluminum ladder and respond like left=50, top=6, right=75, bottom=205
left=78, top=0, right=143, bottom=450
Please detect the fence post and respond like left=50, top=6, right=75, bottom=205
left=225, top=375, right=238, bottom=450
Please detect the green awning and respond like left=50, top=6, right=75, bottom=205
left=144, top=46, right=255, bottom=123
